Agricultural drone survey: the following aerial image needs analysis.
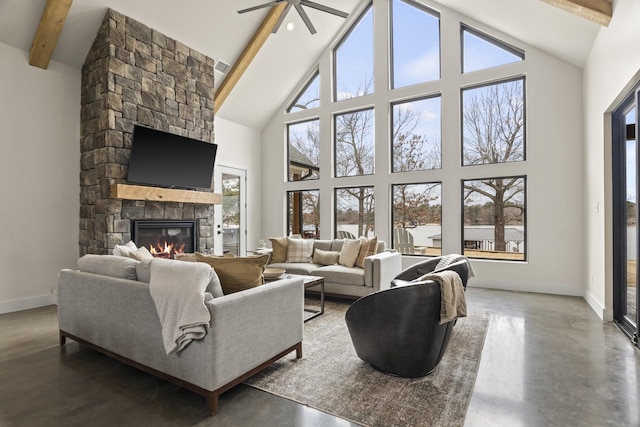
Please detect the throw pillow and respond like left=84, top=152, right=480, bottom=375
left=195, top=253, right=269, bottom=294
left=269, top=237, right=288, bottom=263
left=355, top=236, right=378, bottom=268
left=129, top=246, right=154, bottom=261
left=113, top=241, right=137, bottom=257
left=338, top=239, right=361, bottom=268
left=287, top=237, right=314, bottom=263
left=78, top=254, right=139, bottom=280
left=312, top=248, right=340, bottom=266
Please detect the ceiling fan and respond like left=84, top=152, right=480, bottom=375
left=238, top=0, right=349, bottom=35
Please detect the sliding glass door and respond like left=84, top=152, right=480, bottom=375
left=612, top=87, right=639, bottom=346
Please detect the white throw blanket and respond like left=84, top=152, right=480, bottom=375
left=415, top=270, right=467, bottom=325
left=149, top=258, right=213, bottom=355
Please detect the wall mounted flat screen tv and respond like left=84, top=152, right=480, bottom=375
left=127, top=125, right=217, bottom=191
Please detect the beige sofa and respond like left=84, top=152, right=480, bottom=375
left=267, top=238, right=402, bottom=298
left=57, top=255, right=304, bottom=415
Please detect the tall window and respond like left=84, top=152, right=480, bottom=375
left=462, top=78, right=525, bottom=166
left=288, top=190, right=319, bottom=238
left=334, top=5, right=374, bottom=101
left=462, top=176, right=526, bottom=260
left=392, top=183, right=441, bottom=255
left=335, top=108, right=375, bottom=177
left=287, top=72, right=320, bottom=112
left=335, top=187, right=375, bottom=238
left=279, top=1, right=529, bottom=262
left=391, top=0, right=440, bottom=88
left=392, top=96, right=441, bottom=172
left=288, top=119, right=320, bottom=181
left=462, top=26, right=524, bottom=74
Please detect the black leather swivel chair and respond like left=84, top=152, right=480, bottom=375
left=345, top=256, right=469, bottom=378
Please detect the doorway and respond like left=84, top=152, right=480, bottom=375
left=214, top=166, right=247, bottom=256
left=612, top=86, right=639, bottom=346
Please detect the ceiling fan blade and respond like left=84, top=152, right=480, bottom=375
left=238, top=1, right=283, bottom=14
left=300, top=0, right=349, bottom=18
left=295, top=4, right=317, bottom=34
left=271, top=3, right=292, bottom=33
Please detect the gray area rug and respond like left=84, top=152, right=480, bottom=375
left=245, top=299, right=489, bottom=427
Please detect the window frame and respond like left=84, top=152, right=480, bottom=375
left=332, top=2, right=374, bottom=103
left=391, top=181, right=442, bottom=256
left=287, top=118, right=321, bottom=182
left=460, top=175, right=527, bottom=262
left=460, top=24, right=524, bottom=74
left=287, top=189, right=320, bottom=238
left=389, top=0, right=441, bottom=90
left=286, top=70, right=320, bottom=113
left=460, top=76, right=527, bottom=167
left=390, top=94, right=443, bottom=173
left=334, top=106, right=376, bottom=178
left=334, top=185, right=376, bottom=239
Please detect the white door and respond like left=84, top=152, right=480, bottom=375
left=214, top=166, right=247, bottom=256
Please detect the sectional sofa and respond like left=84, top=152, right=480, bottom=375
left=266, top=237, right=402, bottom=298
left=57, top=254, right=304, bottom=415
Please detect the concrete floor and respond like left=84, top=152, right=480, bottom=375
left=0, top=288, right=638, bottom=426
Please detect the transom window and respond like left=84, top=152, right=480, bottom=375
left=287, top=71, right=320, bottom=112
left=334, top=4, right=374, bottom=101
left=391, top=0, right=440, bottom=88
left=462, top=25, right=524, bottom=74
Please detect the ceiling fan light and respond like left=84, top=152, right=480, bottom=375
left=286, top=21, right=295, bottom=31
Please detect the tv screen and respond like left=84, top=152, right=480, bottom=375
left=127, top=125, right=217, bottom=191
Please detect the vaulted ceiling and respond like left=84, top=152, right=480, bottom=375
left=0, top=0, right=605, bottom=130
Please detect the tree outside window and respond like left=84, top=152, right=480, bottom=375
left=335, top=108, right=375, bottom=177
left=462, top=78, right=525, bottom=166
left=335, top=187, right=374, bottom=239
left=392, top=96, right=441, bottom=172
left=392, top=183, right=441, bottom=255
left=462, top=176, right=526, bottom=260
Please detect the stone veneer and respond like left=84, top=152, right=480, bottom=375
left=79, top=9, right=216, bottom=255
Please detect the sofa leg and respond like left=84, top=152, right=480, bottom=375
left=296, top=342, right=302, bottom=359
left=207, top=391, right=218, bottom=415
left=59, top=331, right=66, bottom=346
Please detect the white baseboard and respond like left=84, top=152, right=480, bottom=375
left=584, top=290, right=611, bottom=321
left=0, top=294, right=56, bottom=315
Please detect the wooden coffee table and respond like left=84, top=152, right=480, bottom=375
left=266, top=274, right=324, bottom=321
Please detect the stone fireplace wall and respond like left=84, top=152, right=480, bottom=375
left=80, top=9, right=216, bottom=255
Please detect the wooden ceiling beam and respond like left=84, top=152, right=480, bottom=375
left=29, top=0, right=73, bottom=69
left=214, top=3, right=287, bottom=114
left=540, top=0, right=612, bottom=26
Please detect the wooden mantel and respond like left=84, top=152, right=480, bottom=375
left=110, top=184, right=221, bottom=205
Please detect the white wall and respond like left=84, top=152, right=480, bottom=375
left=213, top=116, right=263, bottom=251
left=583, top=0, right=640, bottom=320
left=260, top=0, right=586, bottom=297
left=0, top=42, right=81, bottom=313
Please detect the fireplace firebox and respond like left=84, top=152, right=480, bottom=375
left=132, top=220, right=197, bottom=258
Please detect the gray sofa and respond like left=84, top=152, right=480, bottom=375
left=57, top=255, right=304, bottom=415
left=268, top=239, right=402, bottom=298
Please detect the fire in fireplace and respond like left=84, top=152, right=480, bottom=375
left=132, top=220, right=197, bottom=258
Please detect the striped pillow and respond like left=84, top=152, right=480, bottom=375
left=355, top=236, right=378, bottom=268
left=287, top=237, right=314, bottom=263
